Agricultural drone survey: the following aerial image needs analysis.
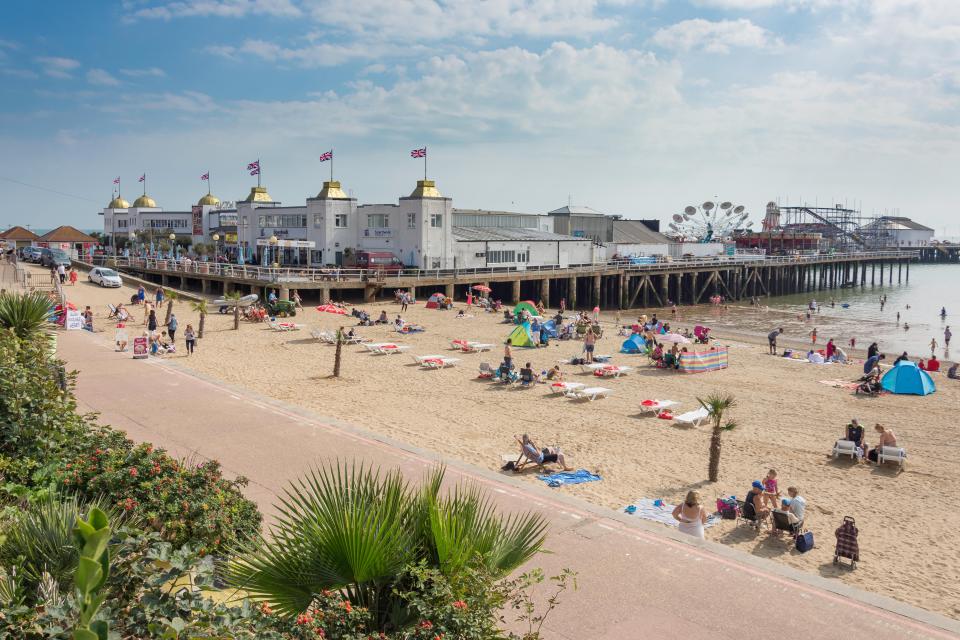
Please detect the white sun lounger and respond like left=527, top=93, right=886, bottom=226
left=364, top=342, right=392, bottom=352
left=549, top=381, right=585, bottom=395
left=593, top=365, right=633, bottom=378
left=419, top=356, right=460, bottom=369
left=369, top=344, right=410, bottom=355
left=673, top=406, right=710, bottom=427
left=412, top=354, right=446, bottom=364
left=638, top=400, right=679, bottom=417
left=832, top=440, right=860, bottom=460
left=579, top=362, right=607, bottom=373
left=877, top=446, right=907, bottom=469
left=566, top=386, right=612, bottom=401
left=462, top=342, right=493, bottom=353
left=268, top=320, right=302, bottom=331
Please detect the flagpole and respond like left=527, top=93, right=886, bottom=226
left=257, top=158, right=261, bottom=188
left=207, top=170, right=211, bottom=195
left=424, top=147, right=428, bottom=180
left=330, top=149, right=333, bottom=182
left=143, top=173, right=146, bottom=196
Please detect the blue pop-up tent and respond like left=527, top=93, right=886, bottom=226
left=621, top=334, right=647, bottom=354
left=881, top=361, right=935, bottom=396
left=542, top=320, right=559, bottom=339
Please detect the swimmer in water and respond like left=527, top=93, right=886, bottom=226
left=904, top=323, right=910, bottom=331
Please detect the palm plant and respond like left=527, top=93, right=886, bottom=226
left=163, top=289, right=178, bottom=325
left=224, top=291, right=242, bottom=330
left=190, top=299, right=208, bottom=338
left=332, top=326, right=343, bottom=377
left=0, top=291, right=54, bottom=340
left=698, top=393, right=738, bottom=482
left=226, top=462, right=547, bottom=629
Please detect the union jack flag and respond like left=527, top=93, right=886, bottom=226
left=319, top=151, right=333, bottom=162
left=138, top=174, right=146, bottom=183
left=200, top=172, right=209, bottom=181
left=247, top=160, right=260, bottom=176
left=113, top=176, right=120, bottom=184
left=410, top=147, right=426, bottom=158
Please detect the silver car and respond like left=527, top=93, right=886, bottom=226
left=88, top=267, right=122, bottom=287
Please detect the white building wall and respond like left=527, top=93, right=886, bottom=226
left=454, top=239, right=594, bottom=269
left=890, top=229, right=933, bottom=247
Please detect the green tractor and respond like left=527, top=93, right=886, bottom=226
left=266, top=299, right=297, bottom=317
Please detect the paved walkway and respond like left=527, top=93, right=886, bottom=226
left=58, top=329, right=958, bottom=639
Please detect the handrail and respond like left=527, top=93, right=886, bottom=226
left=99, top=250, right=920, bottom=285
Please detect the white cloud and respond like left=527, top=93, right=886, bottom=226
left=119, top=66, right=166, bottom=77
left=87, top=68, right=121, bottom=86
left=36, top=56, right=81, bottom=79
left=651, top=19, right=781, bottom=53
left=692, top=0, right=841, bottom=9
left=0, top=39, right=18, bottom=49
left=207, top=39, right=398, bottom=67
left=127, top=0, right=301, bottom=20
left=0, top=68, right=38, bottom=79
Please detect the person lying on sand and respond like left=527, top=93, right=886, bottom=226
left=514, top=434, right=573, bottom=472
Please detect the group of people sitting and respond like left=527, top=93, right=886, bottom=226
left=741, top=469, right=806, bottom=534
left=351, top=308, right=392, bottom=326
left=838, top=419, right=897, bottom=463
left=649, top=342, right=687, bottom=369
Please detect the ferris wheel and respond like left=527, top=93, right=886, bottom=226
left=667, top=200, right=752, bottom=243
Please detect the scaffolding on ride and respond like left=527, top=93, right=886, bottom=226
left=771, top=202, right=887, bottom=250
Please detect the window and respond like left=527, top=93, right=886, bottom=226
left=116, top=219, right=127, bottom=228
left=367, top=214, right=388, bottom=228
left=310, top=250, right=323, bottom=264
left=487, top=250, right=516, bottom=264
left=314, top=214, right=323, bottom=228
left=259, top=214, right=306, bottom=228
left=335, top=214, right=348, bottom=228
left=407, top=212, right=416, bottom=228
left=430, top=213, right=442, bottom=228
left=143, top=219, right=188, bottom=229
left=517, top=251, right=528, bottom=263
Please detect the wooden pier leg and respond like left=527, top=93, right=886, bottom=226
left=201, top=279, right=210, bottom=294
left=568, top=276, right=577, bottom=310
left=280, top=286, right=290, bottom=301
left=511, top=279, right=521, bottom=304
left=660, top=274, right=669, bottom=306
left=592, top=274, right=601, bottom=309
left=898, top=261, right=902, bottom=283
left=445, top=283, right=454, bottom=299
left=319, top=286, right=329, bottom=305
left=541, top=278, right=550, bottom=308
left=906, top=261, right=910, bottom=282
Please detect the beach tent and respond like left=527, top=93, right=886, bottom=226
left=514, top=301, right=539, bottom=320
left=425, top=292, right=446, bottom=309
left=505, top=322, right=536, bottom=348
left=542, top=319, right=559, bottom=339
left=621, top=334, right=646, bottom=354
left=881, top=361, right=935, bottom=396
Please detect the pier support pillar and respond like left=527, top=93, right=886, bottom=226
left=364, top=285, right=376, bottom=303
left=568, top=277, right=577, bottom=310
left=445, top=283, right=454, bottom=299
left=898, top=261, right=902, bottom=283
left=511, top=279, right=521, bottom=304
left=319, top=286, right=330, bottom=305
left=616, top=275, right=624, bottom=309
left=906, top=261, right=910, bottom=282
left=201, top=279, right=210, bottom=294
left=223, top=281, right=232, bottom=295
left=660, top=275, right=669, bottom=305
left=280, top=286, right=290, bottom=301
left=161, top=274, right=169, bottom=287
left=540, top=278, right=550, bottom=308
left=592, top=274, right=601, bottom=309
left=889, top=262, right=893, bottom=284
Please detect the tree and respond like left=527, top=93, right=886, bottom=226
left=332, top=326, right=343, bottom=377
left=226, top=462, right=547, bottom=628
left=224, top=291, right=242, bottom=330
left=163, top=290, right=177, bottom=326
left=698, top=393, right=738, bottom=483
left=0, top=291, right=54, bottom=340
left=190, top=299, right=208, bottom=338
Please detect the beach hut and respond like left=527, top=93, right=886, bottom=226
left=542, top=319, right=559, bottom=339
left=881, top=361, right=935, bottom=396
left=425, top=292, right=446, bottom=309
left=621, top=334, right=646, bottom=354
left=513, top=300, right=539, bottom=320
left=505, top=322, right=536, bottom=348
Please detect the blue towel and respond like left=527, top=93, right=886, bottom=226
left=537, top=469, right=602, bottom=488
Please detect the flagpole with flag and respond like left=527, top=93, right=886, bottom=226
left=319, top=149, right=334, bottom=181
left=330, top=149, right=333, bottom=182
left=424, top=146, right=427, bottom=180
left=257, top=158, right=261, bottom=187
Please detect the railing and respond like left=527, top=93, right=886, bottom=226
left=99, top=250, right=920, bottom=285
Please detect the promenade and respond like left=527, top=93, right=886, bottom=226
left=58, top=329, right=958, bottom=640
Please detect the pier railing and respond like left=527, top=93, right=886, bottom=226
left=99, top=250, right=918, bottom=285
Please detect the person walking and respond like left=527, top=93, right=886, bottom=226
left=167, top=313, right=178, bottom=343
left=930, top=337, right=938, bottom=357
left=137, top=285, right=145, bottom=305
left=56, top=263, right=66, bottom=284
left=767, top=327, right=783, bottom=355
left=945, top=326, right=952, bottom=349
left=155, top=287, right=165, bottom=309
left=183, top=324, right=196, bottom=355
left=68, top=268, right=78, bottom=286
left=401, top=292, right=409, bottom=313
left=147, top=309, right=158, bottom=334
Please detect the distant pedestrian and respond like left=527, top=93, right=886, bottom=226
left=148, top=309, right=157, bottom=333
left=137, top=285, right=145, bottom=305
left=930, top=338, right=937, bottom=357
left=767, top=327, right=783, bottom=355
left=592, top=305, right=600, bottom=323
left=167, top=313, right=178, bottom=342
left=896, top=311, right=900, bottom=324
left=292, top=289, right=303, bottom=310
left=57, top=263, right=66, bottom=284
left=584, top=327, right=596, bottom=363
left=560, top=298, right=566, bottom=314
left=945, top=326, right=952, bottom=348
left=849, top=337, right=857, bottom=349
left=401, top=292, right=409, bottom=312
left=810, top=328, right=818, bottom=345
left=184, top=324, right=196, bottom=355
left=155, top=287, right=164, bottom=308
left=68, top=268, right=78, bottom=286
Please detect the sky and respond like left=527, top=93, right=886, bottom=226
left=1, top=0, right=959, bottom=236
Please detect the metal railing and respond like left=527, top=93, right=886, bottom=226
left=99, top=250, right=919, bottom=285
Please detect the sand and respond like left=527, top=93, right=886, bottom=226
left=49, top=267, right=960, bottom=619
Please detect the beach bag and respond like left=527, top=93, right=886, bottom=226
left=796, top=531, right=815, bottom=553
left=716, top=498, right=739, bottom=520
left=501, top=461, right=516, bottom=472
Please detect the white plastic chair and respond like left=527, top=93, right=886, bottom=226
left=832, top=440, right=859, bottom=460
left=877, top=446, right=907, bottom=469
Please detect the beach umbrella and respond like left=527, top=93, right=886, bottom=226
left=660, top=333, right=691, bottom=344
left=316, top=304, right=347, bottom=315
left=472, top=284, right=491, bottom=292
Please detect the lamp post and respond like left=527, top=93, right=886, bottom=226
left=212, top=233, right=220, bottom=261
left=169, top=233, right=176, bottom=260
left=128, top=232, right=135, bottom=259
left=269, top=234, right=278, bottom=267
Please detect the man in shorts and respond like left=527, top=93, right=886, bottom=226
left=768, top=327, right=783, bottom=355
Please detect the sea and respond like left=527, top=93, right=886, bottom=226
left=671, top=264, right=959, bottom=361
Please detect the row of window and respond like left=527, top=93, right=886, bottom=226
left=143, top=219, right=189, bottom=229
left=366, top=213, right=443, bottom=229
left=486, top=250, right=529, bottom=264
left=259, top=214, right=308, bottom=228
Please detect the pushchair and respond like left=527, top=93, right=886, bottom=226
left=855, top=378, right=881, bottom=396
left=833, top=516, right=859, bottom=569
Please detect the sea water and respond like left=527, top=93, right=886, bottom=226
left=672, top=264, right=959, bottom=361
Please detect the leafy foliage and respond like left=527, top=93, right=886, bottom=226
left=697, top=393, right=738, bottom=482
left=0, top=291, right=54, bottom=340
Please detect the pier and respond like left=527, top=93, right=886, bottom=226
left=97, top=251, right=918, bottom=310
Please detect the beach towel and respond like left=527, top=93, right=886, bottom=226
left=536, top=469, right=601, bottom=488
left=622, top=498, right=721, bottom=529
left=819, top=379, right=859, bottom=390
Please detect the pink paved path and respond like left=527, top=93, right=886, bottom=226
left=58, top=330, right=958, bottom=640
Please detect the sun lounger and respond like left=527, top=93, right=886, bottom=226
left=877, top=446, right=907, bottom=469
left=363, top=342, right=392, bottom=351
left=638, top=400, right=679, bottom=417
left=549, top=381, right=585, bottom=395
left=419, top=356, right=460, bottom=369
left=478, top=362, right=495, bottom=378
left=832, top=440, right=860, bottom=460
left=579, top=362, right=607, bottom=374
left=673, top=406, right=710, bottom=427
left=566, top=386, right=612, bottom=401
left=412, top=354, right=446, bottom=364
left=593, top=365, right=633, bottom=378
left=461, top=342, right=493, bottom=353
left=368, top=344, right=410, bottom=355
left=268, top=320, right=302, bottom=331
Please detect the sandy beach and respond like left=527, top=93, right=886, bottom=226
left=51, top=268, right=960, bottom=619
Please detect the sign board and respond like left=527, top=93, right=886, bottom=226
left=65, top=310, right=84, bottom=331
left=363, top=228, right=393, bottom=238
left=133, top=336, right=148, bottom=359
left=192, top=205, right=203, bottom=236
left=225, top=233, right=237, bottom=243
left=255, top=238, right=315, bottom=248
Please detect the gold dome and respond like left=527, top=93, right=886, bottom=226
left=198, top=193, right=221, bottom=206
left=108, top=196, right=130, bottom=209
left=409, top=179, right=442, bottom=198
left=316, top=180, right=348, bottom=199
left=242, top=186, right=273, bottom=203
left=133, top=194, right=158, bottom=208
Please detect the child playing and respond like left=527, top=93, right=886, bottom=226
left=762, top=469, right=780, bottom=509
left=849, top=337, right=856, bottom=349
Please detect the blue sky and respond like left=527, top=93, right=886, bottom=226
left=1, top=0, right=959, bottom=236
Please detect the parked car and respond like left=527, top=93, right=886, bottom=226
left=88, top=267, right=122, bottom=288
left=40, top=248, right=72, bottom=268
left=21, top=247, right=42, bottom=262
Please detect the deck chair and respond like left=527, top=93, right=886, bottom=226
left=566, top=387, right=611, bottom=401
left=107, top=304, right=118, bottom=319
left=638, top=400, right=679, bottom=417
left=478, top=362, right=495, bottom=378
left=877, top=446, right=907, bottom=470
left=550, top=381, right=584, bottom=395
left=832, top=440, right=859, bottom=460
left=771, top=510, right=803, bottom=540
left=673, top=407, right=710, bottom=427
left=420, top=357, right=460, bottom=369
left=736, top=500, right=762, bottom=530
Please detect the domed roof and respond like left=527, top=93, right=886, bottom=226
left=108, top=196, right=130, bottom=209
left=409, top=179, right=442, bottom=198
left=198, top=193, right=221, bottom=206
left=242, top=186, right=273, bottom=203
left=315, top=180, right=348, bottom=199
left=133, top=194, right=158, bottom=208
